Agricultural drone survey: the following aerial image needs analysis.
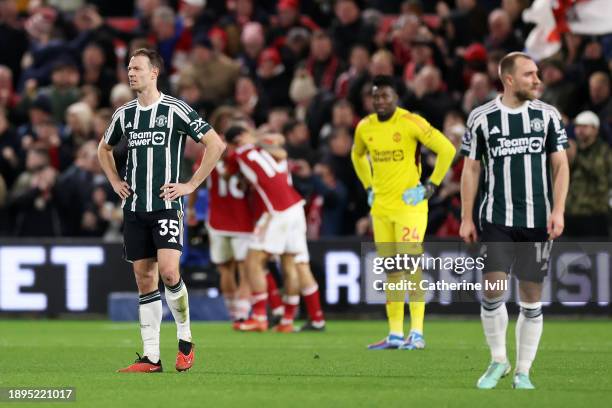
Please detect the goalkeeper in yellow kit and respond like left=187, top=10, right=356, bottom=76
left=351, top=75, right=455, bottom=350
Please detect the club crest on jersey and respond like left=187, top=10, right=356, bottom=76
left=393, top=132, right=401, bottom=142
left=155, top=115, right=167, bottom=127
left=530, top=118, right=544, bottom=132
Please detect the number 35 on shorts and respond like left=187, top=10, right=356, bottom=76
left=158, top=219, right=180, bottom=236
left=158, top=219, right=180, bottom=243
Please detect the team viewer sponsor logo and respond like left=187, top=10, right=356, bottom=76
left=491, top=136, right=543, bottom=157
left=128, top=131, right=166, bottom=147
left=372, top=149, right=404, bottom=162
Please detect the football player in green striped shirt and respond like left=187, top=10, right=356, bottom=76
left=460, top=52, right=569, bottom=389
left=98, top=49, right=225, bottom=373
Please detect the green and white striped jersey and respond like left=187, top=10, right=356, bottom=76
left=460, top=96, right=569, bottom=228
left=104, top=93, right=211, bottom=212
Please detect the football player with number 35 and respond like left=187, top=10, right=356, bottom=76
left=98, top=49, right=225, bottom=373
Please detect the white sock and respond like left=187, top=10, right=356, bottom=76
left=139, top=290, right=162, bottom=364
left=164, top=279, right=192, bottom=342
left=224, top=295, right=235, bottom=320
left=480, top=297, right=508, bottom=363
left=516, top=302, right=543, bottom=374
left=234, top=299, right=251, bottom=320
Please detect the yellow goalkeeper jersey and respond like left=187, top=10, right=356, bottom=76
left=351, top=107, right=456, bottom=216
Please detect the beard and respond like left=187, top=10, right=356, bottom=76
left=515, top=87, right=538, bottom=102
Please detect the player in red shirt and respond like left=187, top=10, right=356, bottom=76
left=224, top=125, right=306, bottom=332
left=206, top=161, right=254, bottom=326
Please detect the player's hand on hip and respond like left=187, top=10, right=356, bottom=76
left=402, top=181, right=437, bottom=206
left=367, top=187, right=374, bottom=207
left=111, top=180, right=131, bottom=200
left=547, top=209, right=564, bottom=240
left=160, top=183, right=194, bottom=201
left=459, top=218, right=478, bottom=243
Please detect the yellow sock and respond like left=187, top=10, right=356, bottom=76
left=409, top=301, right=425, bottom=334
left=386, top=301, right=404, bottom=336
left=385, top=272, right=406, bottom=336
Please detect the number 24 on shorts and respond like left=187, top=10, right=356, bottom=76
left=401, top=226, right=420, bottom=242
left=158, top=219, right=180, bottom=237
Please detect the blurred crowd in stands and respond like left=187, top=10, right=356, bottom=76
left=0, top=0, right=610, bottom=239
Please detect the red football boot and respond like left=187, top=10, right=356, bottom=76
left=176, top=341, right=195, bottom=372
left=117, top=353, right=162, bottom=373
left=273, top=322, right=294, bottom=333
left=237, top=317, right=268, bottom=332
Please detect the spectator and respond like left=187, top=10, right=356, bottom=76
left=0, top=65, right=19, bottom=110
left=55, top=140, right=102, bottom=236
left=0, top=172, right=7, bottom=234
left=238, top=22, right=265, bottom=76
left=539, top=59, right=576, bottom=117
left=565, top=111, right=611, bottom=237
left=0, top=0, right=29, bottom=86
left=17, top=94, right=53, bottom=144
left=310, top=161, right=349, bottom=237
left=36, top=59, right=81, bottom=124
left=583, top=71, right=612, bottom=143
left=176, top=77, right=206, bottom=115
left=403, top=65, right=458, bottom=129
left=234, top=75, right=268, bottom=126
left=256, top=47, right=292, bottom=108
left=484, top=9, right=522, bottom=53
left=149, top=6, right=193, bottom=76
left=179, top=35, right=241, bottom=112
left=306, top=30, right=341, bottom=93
left=267, top=0, right=317, bottom=48
left=0, top=107, right=23, bottom=188
left=179, top=0, right=216, bottom=33
left=289, top=66, right=318, bottom=122
left=319, top=98, right=358, bottom=144
left=462, top=72, right=496, bottom=114
left=284, top=119, right=316, bottom=165
left=61, top=101, right=95, bottom=167
left=81, top=42, right=116, bottom=107
left=79, top=84, right=101, bottom=111
left=323, top=126, right=367, bottom=234
left=330, top=0, right=375, bottom=61
left=501, top=0, right=530, bottom=41
left=427, top=110, right=466, bottom=236
left=446, top=0, right=488, bottom=47
left=262, top=107, right=291, bottom=134
left=335, top=44, right=370, bottom=98
left=486, top=49, right=505, bottom=91
left=7, top=148, right=61, bottom=236
left=92, top=108, right=112, bottom=139
left=109, top=83, right=134, bottom=110
left=390, top=13, right=420, bottom=68
left=281, top=27, right=311, bottom=72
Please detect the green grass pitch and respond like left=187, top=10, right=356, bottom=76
left=0, top=319, right=610, bottom=407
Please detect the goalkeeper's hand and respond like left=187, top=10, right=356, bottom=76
left=367, top=187, right=374, bottom=207
left=402, top=181, right=437, bottom=206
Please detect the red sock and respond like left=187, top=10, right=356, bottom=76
left=266, top=272, right=284, bottom=313
left=302, top=285, right=325, bottom=323
left=251, top=291, right=268, bottom=320
left=281, top=295, right=300, bottom=325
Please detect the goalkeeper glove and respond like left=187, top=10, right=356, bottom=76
left=402, top=181, right=437, bottom=206
left=367, top=187, right=374, bottom=207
